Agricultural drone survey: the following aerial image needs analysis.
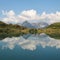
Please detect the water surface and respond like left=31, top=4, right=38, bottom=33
left=0, top=33, right=60, bottom=60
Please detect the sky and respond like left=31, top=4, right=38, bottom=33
left=0, top=0, right=60, bottom=24
left=0, top=0, right=60, bottom=13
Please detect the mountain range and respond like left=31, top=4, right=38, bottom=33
left=21, top=21, right=49, bottom=29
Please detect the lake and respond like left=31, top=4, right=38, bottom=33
left=0, top=33, right=60, bottom=60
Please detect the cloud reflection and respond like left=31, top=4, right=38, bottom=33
left=0, top=33, right=60, bottom=51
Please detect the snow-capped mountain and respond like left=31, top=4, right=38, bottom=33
left=22, top=21, right=35, bottom=28
left=21, top=21, right=49, bottom=29
left=31, top=22, right=49, bottom=29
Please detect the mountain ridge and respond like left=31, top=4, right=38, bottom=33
left=21, top=21, right=49, bottom=29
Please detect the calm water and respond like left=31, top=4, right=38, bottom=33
left=0, top=33, right=60, bottom=60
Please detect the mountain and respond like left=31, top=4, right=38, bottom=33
left=31, top=22, right=49, bottom=29
left=45, top=22, right=60, bottom=39
left=22, top=21, right=35, bottom=28
left=0, top=21, right=27, bottom=40
left=47, top=22, right=60, bottom=29
left=22, top=21, right=49, bottom=29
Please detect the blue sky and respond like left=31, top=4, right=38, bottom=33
left=0, top=0, right=60, bottom=14
left=0, top=0, right=60, bottom=24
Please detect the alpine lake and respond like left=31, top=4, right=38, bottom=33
left=0, top=33, right=60, bottom=60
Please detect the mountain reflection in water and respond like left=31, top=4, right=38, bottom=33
left=0, top=33, right=60, bottom=51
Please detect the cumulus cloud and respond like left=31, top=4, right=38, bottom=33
left=1, top=10, right=20, bottom=24
left=1, top=9, right=60, bottom=24
left=18, top=9, right=40, bottom=20
left=2, top=10, right=15, bottom=16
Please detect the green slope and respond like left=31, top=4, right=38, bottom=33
left=45, top=22, right=60, bottom=39
left=0, top=21, right=28, bottom=39
left=47, top=22, right=60, bottom=29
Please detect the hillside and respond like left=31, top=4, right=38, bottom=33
left=47, top=22, right=60, bottom=29
left=44, top=22, right=60, bottom=39
left=0, top=21, right=29, bottom=39
left=0, top=21, right=60, bottom=39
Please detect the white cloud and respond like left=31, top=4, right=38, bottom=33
left=1, top=9, right=60, bottom=24
left=2, top=10, right=15, bottom=16
left=18, top=9, right=40, bottom=20
left=1, top=10, right=20, bottom=24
